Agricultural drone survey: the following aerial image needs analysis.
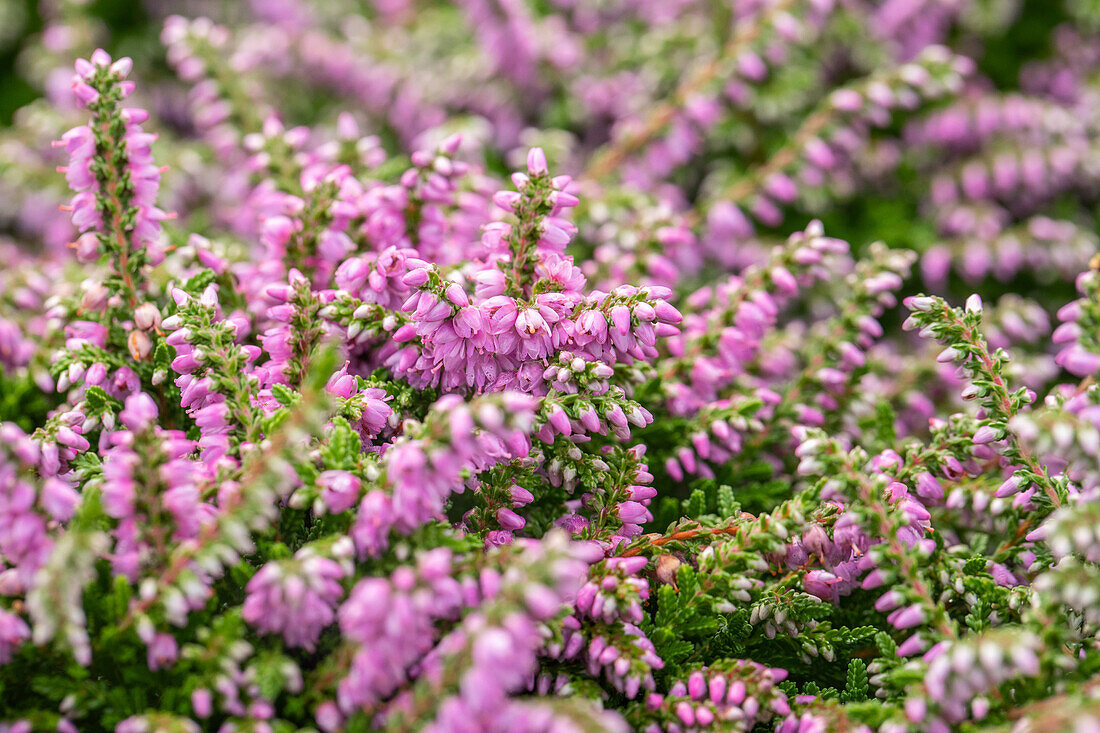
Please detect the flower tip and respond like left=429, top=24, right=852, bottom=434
left=526, top=147, right=549, bottom=176
left=965, top=293, right=983, bottom=314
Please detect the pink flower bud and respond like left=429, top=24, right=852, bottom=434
left=526, top=147, right=548, bottom=175
left=496, top=507, right=526, bottom=531
left=134, top=302, right=161, bottom=331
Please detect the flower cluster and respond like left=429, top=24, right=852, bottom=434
left=2, top=1, right=1100, bottom=731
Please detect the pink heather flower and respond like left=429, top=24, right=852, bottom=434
left=146, top=632, right=179, bottom=671
left=615, top=501, right=650, bottom=524
left=65, top=321, right=108, bottom=349
left=527, top=147, right=548, bottom=176
left=315, top=701, right=342, bottom=732
left=119, top=392, right=158, bottom=431
left=242, top=552, right=346, bottom=650
left=338, top=574, right=453, bottom=710
left=40, top=478, right=80, bottom=522
left=509, top=485, right=534, bottom=506
left=1056, top=345, right=1100, bottom=376
left=803, top=570, right=841, bottom=603
left=875, top=590, right=904, bottom=612
left=61, top=59, right=167, bottom=259
left=100, top=443, right=138, bottom=522
left=890, top=604, right=926, bottom=630
left=355, top=388, right=393, bottom=437
left=325, top=363, right=360, bottom=396
left=484, top=530, right=514, bottom=547
left=995, top=475, right=1023, bottom=498
left=972, top=425, right=999, bottom=444
left=897, top=633, right=928, bottom=657
left=351, top=490, right=397, bottom=558
left=496, top=507, right=526, bottom=531
left=318, top=470, right=362, bottom=514
left=191, top=689, right=213, bottom=719
left=0, top=609, right=30, bottom=664
left=915, top=472, right=943, bottom=501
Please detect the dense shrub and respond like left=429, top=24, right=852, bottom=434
left=2, top=0, right=1100, bottom=730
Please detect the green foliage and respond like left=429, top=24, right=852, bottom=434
left=0, top=370, right=55, bottom=431
left=320, top=417, right=360, bottom=470
left=645, top=567, right=720, bottom=680
left=841, top=658, right=869, bottom=702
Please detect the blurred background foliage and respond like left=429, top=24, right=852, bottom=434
left=1, top=0, right=1098, bottom=319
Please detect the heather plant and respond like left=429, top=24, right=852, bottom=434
left=2, top=1, right=1100, bottom=731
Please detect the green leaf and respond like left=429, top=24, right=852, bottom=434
left=654, top=585, right=679, bottom=628
left=685, top=488, right=707, bottom=518
left=321, top=416, right=360, bottom=469
left=263, top=407, right=291, bottom=434
left=676, top=565, right=699, bottom=601
left=272, top=383, right=300, bottom=407
left=153, top=340, right=173, bottom=371
left=183, top=269, right=218, bottom=294
left=963, top=554, right=987, bottom=575
left=842, top=658, right=869, bottom=702
left=874, top=631, right=897, bottom=659
left=716, top=484, right=739, bottom=518
left=85, top=385, right=110, bottom=412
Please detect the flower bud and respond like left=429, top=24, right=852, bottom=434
left=134, top=302, right=162, bottom=331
